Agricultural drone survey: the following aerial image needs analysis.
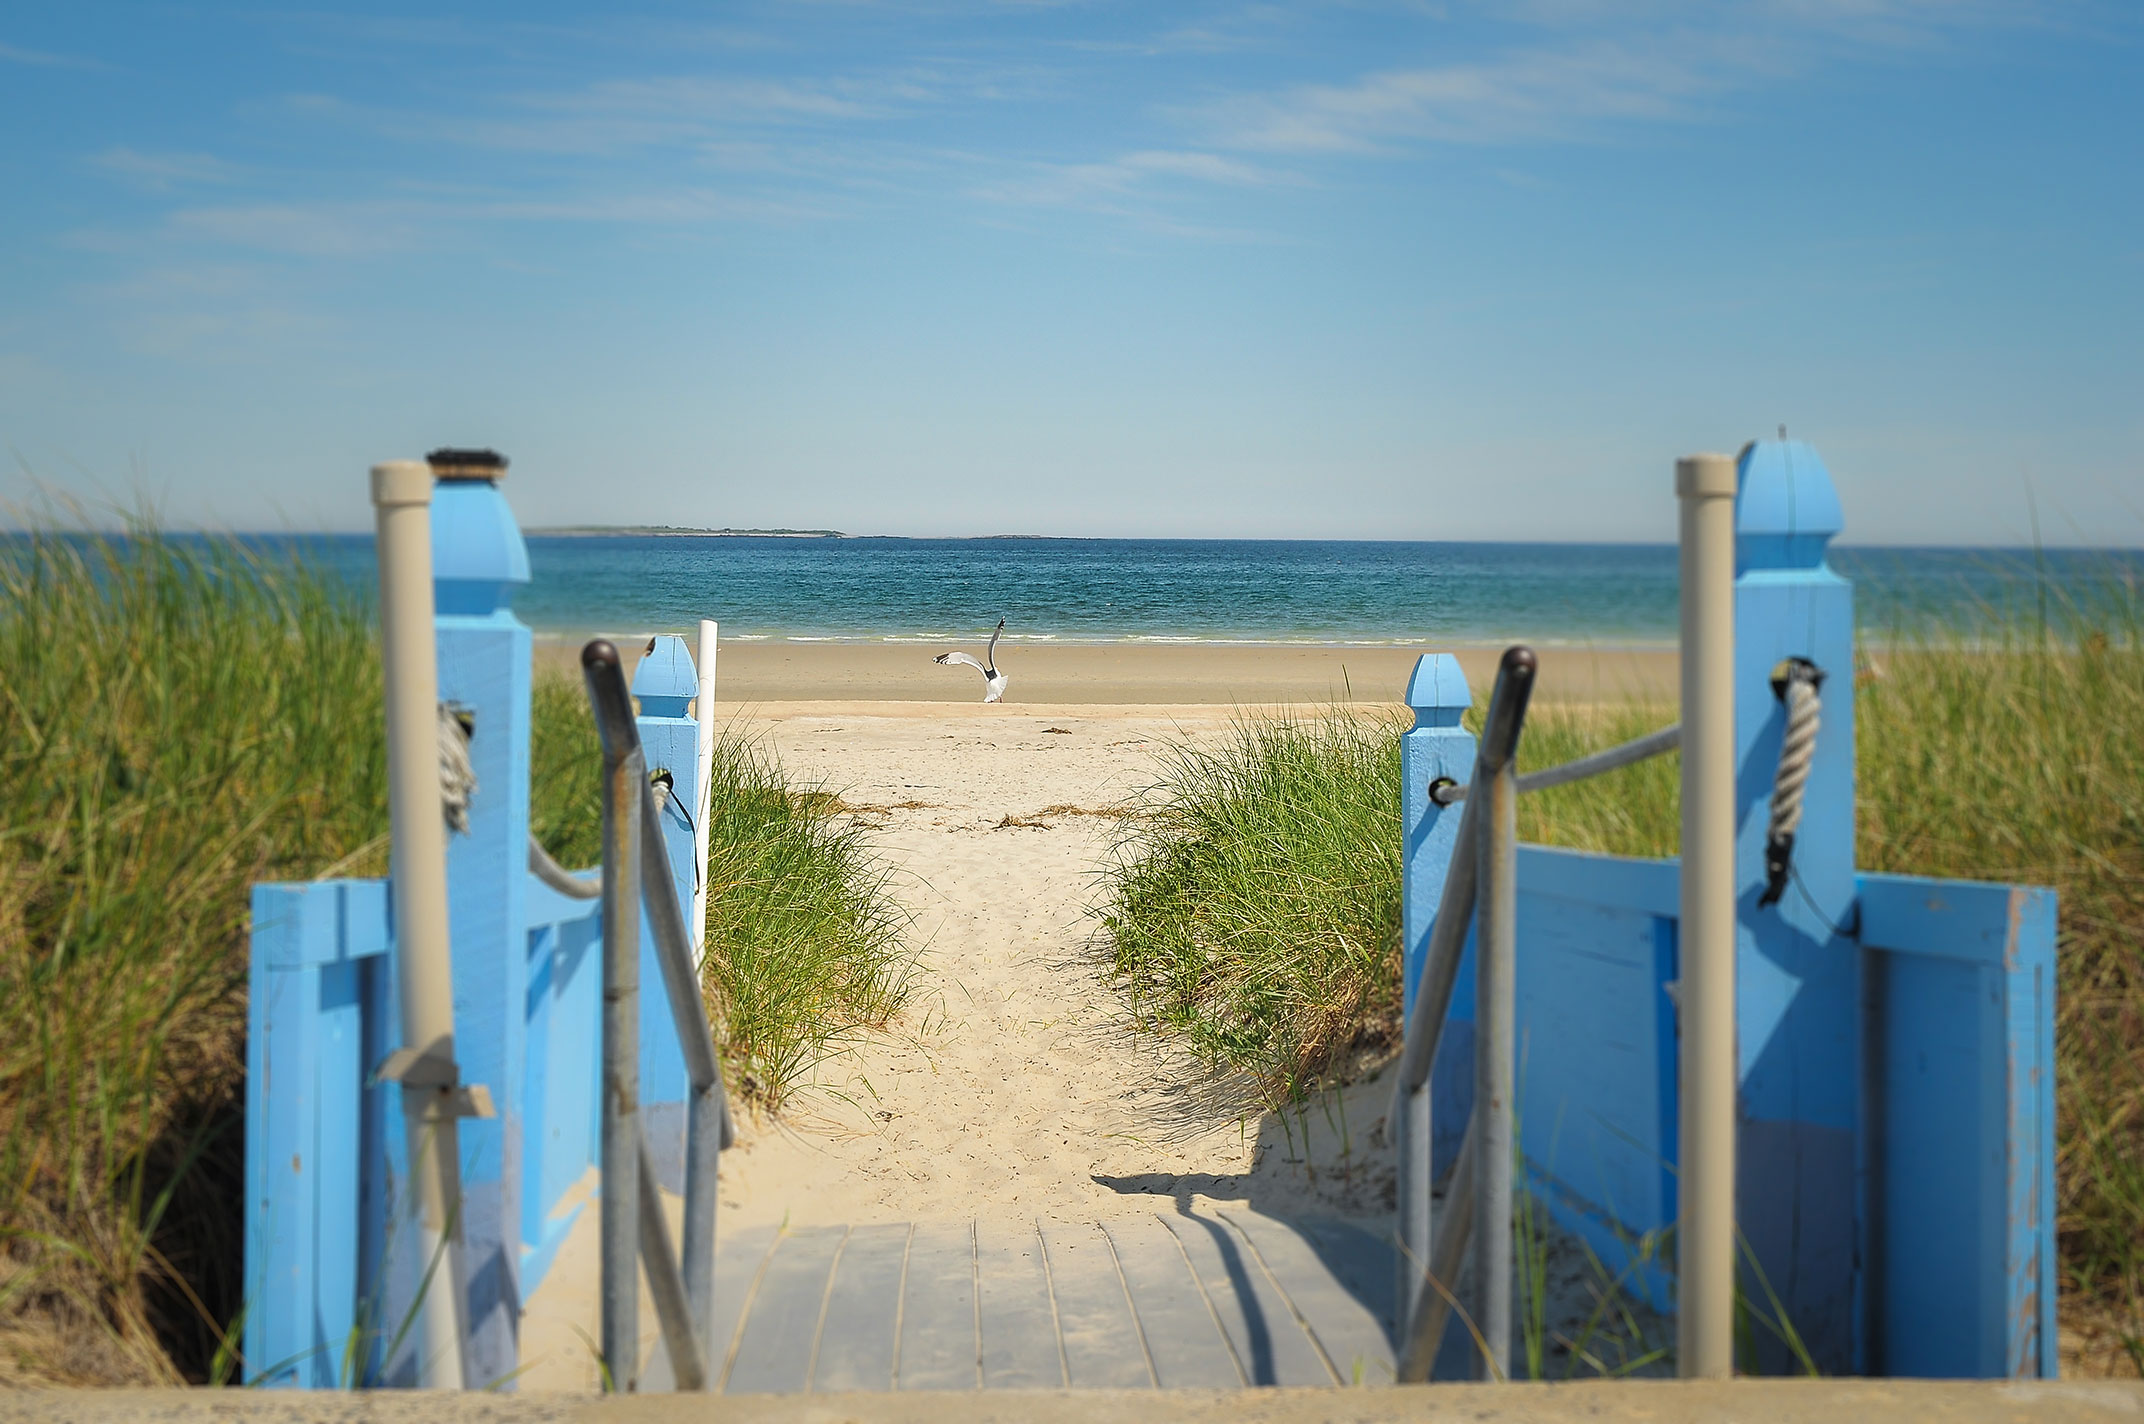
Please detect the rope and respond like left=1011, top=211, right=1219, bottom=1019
left=438, top=702, right=478, bottom=834
left=1431, top=723, right=1680, bottom=805
left=649, top=769, right=703, bottom=901
left=1759, top=659, right=1823, bottom=908
left=528, top=834, right=602, bottom=899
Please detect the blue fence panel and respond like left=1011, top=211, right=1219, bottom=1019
left=244, top=879, right=393, bottom=1388
left=1513, top=849, right=1681, bottom=1312
left=1859, top=873, right=2059, bottom=1378
left=520, top=881, right=604, bottom=1295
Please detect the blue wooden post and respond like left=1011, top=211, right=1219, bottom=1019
left=633, top=635, right=703, bottom=1191
left=1400, top=654, right=1477, bottom=1176
left=430, top=468, right=534, bottom=1385
left=1731, top=437, right=1860, bottom=1373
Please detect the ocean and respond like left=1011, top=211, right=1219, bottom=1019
left=266, top=536, right=2141, bottom=646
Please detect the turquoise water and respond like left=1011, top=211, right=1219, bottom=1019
left=262, top=536, right=2142, bottom=645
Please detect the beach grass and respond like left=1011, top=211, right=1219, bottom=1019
left=1098, top=710, right=1407, bottom=1107
left=0, top=518, right=908, bottom=1383
left=1098, top=600, right=2143, bottom=1374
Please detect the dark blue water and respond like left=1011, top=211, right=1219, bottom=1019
left=240, top=536, right=2142, bottom=646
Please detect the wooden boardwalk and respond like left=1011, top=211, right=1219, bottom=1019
left=688, top=1211, right=1398, bottom=1393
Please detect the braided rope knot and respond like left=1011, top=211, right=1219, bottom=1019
left=437, top=701, right=478, bottom=835
left=1759, top=660, right=1823, bottom=907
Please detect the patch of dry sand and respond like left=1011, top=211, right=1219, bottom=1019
left=535, top=638, right=1677, bottom=706
left=715, top=709, right=1399, bottom=1231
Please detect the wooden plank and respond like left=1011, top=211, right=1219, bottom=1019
left=1862, top=873, right=2060, bottom=1379
left=975, top=1220, right=1063, bottom=1388
left=896, top=1221, right=977, bottom=1390
left=1514, top=891, right=1678, bottom=1311
left=1039, top=1221, right=1153, bottom=1388
left=1100, top=1215, right=1242, bottom=1389
left=709, top=1224, right=778, bottom=1391
left=812, top=1224, right=911, bottom=1392
left=1222, top=1212, right=1395, bottom=1386
left=1164, top=1211, right=1336, bottom=1386
left=1516, top=846, right=1681, bottom=919
left=724, top=1226, right=846, bottom=1395
left=1859, top=875, right=2055, bottom=968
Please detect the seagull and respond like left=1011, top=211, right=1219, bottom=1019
left=934, top=619, right=1009, bottom=703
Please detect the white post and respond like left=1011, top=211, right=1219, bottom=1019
left=1676, top=452, right=1738, bottom=1380
left=692, top=618, right=718, bottom=965
left=370, top=460, right=468, bottom=1389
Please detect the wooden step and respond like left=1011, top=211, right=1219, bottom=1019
left=692, top=1211, right=1396, bottom=1393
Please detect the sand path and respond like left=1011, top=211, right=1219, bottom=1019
left=713, top=706, right=1396, bottom=1233
left=521, top=702, right=1665, bottom=1388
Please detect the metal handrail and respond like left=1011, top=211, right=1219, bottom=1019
left=583, top=639, right=735, bottom=1392
left=1390, top=647, right=1536, bottom=1107
left=1393, top=645, right=1535, bottom=1383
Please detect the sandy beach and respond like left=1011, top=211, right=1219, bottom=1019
left=534, top=636, right=1677, bottom=706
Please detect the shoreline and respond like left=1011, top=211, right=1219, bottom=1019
left=533, top=636, right=1680, bottom=705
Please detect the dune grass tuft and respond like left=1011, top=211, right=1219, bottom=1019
left=0, top=516, right=907, bottom=1383
left=0, top=521, right=385, bottom=1384
left=1098, top=710, right=1406, bottom=1107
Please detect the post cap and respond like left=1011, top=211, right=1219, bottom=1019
left=1403, top=653, right=1471, bottom=729
left=370, top=460, right=433, bottom=508
left=1736, top=437, right=1843, bottom=570
left=631, top=634, right=700, bottom=717
left=1675, top=453, right=1738, bottom=499
left=427, top=448, right=509, bottom=482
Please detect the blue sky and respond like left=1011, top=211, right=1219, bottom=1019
left=2, top=2, right=2138, bottom=542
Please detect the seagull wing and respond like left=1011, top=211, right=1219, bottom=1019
left=934, top=651, right=988, bottom=678
left=986, top=619, right=1004, bottom=669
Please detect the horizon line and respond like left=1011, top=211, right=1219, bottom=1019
left=7, top=526, right=2141, bottom=554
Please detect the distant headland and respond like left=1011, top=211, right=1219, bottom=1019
left=526, top=524, right=846, bottom=538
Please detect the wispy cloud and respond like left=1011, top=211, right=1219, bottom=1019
left=93, top=147, right=243, bottom=191
left=1203, top=38, right=1735, bottom=152
left=1197, top=0, right=2064, bottom=153
left=0, top=39, right=105, bottom=70
left=166, top=202, right=434, bottom=258
left=286, top=70, right=918, bottom=159
left=974, top=147, right=1299, bottom=243
left=157, top=186, right=836, bottom=258
left=991, top=147, right=1286, bottom=204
